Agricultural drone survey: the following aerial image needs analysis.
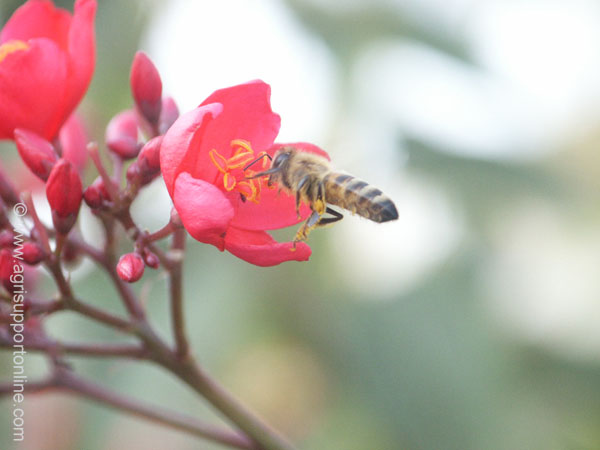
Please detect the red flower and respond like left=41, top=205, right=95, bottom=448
left=0, top=0, right=96, bottom=141
left=160, top=81, right=327, bottom=266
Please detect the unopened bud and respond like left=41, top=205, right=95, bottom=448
left=0, top=230, right=14, bottom=248
left=83, top=176, right=110, bottom=209
left=0, top=166, right=19, bottom=206
left=142, top=248, right=160, bottom=269
left=158, top=97, right=179, bottom=134
left=22, top=242, right=44, bottom=265
left=59, top=114, right=89, bottom=171
left=106, top=110, right=140, bottom=159
left=14, top=129, right=58, bottom=181
left=116, top=252, right=145, bottom=283
left=0, top=198, right=9, bottom=229
left=0, top=248, right=21, bottom=292
left=130, top=51, right=162, bottom=127
left=46, top=159, right=83, bottom=234
left=135, top=135, right=163, bottom=185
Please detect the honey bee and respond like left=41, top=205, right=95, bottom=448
left=248, top=146, right=398, bottom=245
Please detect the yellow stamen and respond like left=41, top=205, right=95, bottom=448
left=209, top=149, right=228, bottom=174
left=209, top=140, right=271, bottom=203
left=223, top=173, right=236, bottom=191
left=0, top=40, right=29, bottom=64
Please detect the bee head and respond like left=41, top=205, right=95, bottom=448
left=271, top=147, right=294, bottom=170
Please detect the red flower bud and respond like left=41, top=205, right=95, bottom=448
left=0, top=230, right=14, bottom=248
left=116, top=253, right=145, bottom=283
left=83, top=176, right=110, bottom=209
left=134, top=135, right=163, bottom=185
left=106, top=110, right=140, bottom=159
left=59, top=113, right=89, bottom=171
left=14, top=129, right=58, bottom=181
left=142, top=248, right=160, bottom=269
left=46, top=159, right=83, bottom=234
left=158, top=97, right=179, bottom=134
left=0, top=248, right=22, bottom=292
left=0, top=198, right=9, bottom=230
left=22, top=242, right=44, bottom=265
left=61, top=240, right=82, bottom=267
left=130, top=51, right=162, bottom=126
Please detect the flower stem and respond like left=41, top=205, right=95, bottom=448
left=170, top=228, right=188, bottom=358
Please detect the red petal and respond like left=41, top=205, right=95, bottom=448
left=173, top=172, right=234, bottom=250
left=0, top=0, right=72, bottom=51
left=60, top=0, right=96, bottom=135
left=160, top=103, right=223, bottom=196
left=270, top=142, right=331, bottom=160
left=194, top=80, right=281, bottom=184
left=0, top=38, right=68, bottom=139
left=224, top=227, right=311, bottom=267
left=230, top=184, right=311, bottom=230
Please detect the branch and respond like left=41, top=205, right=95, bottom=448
left=0, top=371, right=258, bottom=450
left=0, top=333, right=146, bottom=359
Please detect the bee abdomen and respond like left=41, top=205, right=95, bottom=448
left=324, top=172, right=398, bottom=223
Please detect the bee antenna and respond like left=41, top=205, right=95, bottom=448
left=244, top=154, right=272, bottom=171
left=246, top=166, right=281, bottom=179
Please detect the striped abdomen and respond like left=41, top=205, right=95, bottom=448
left=323, top=172, right=398, bottom=223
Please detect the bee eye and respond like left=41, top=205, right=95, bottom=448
left=273, top=153, right=289, bottom=168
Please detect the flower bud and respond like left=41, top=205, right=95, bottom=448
left=46, top=159, right=83, bottom=234
left=14, top=129, right=58, bottom=181
left=22, top=242, right=44, bottom=265
left=61, top=240, right=82, bottom=267
left=0, top=230, right=14, bottom=248
left=0, top=198, right=9, bottom=230
left=134, top=135, right=163, bottom=185
left=116, top=252, right=145, bottom=283
left=0, top=248, right=21, bottom=292
left=0, top=166, right=19, bottom=206
left=59, top=114, right=89, bottom=171
left=158, top=97, right=179, bottom=134
left=130, top=51, right=162, bottom=127
left=142, top=248, right=160, bottom=269
left=106, top=110, right=140, bottom=159
left=83, top=176, right=110, bottom=209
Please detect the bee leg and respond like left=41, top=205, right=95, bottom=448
left=296, top=175, right=310, bottom=219
left=314, top=181, right=326, bottom=215
left=293, top=210, right=322, bottom=249
left=316, top=207, right=343, bottom=226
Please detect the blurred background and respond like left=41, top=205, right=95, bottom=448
left=2, top=0, right=600, bottom=449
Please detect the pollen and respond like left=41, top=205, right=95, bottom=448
left=0, top=40, right=29, bottom=64
left=209, top=140, right=270, bottom=203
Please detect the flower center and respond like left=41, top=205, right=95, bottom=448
left=0, top=40, right=29, bottom=64
left=209, top=140, right=270, bottom=203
